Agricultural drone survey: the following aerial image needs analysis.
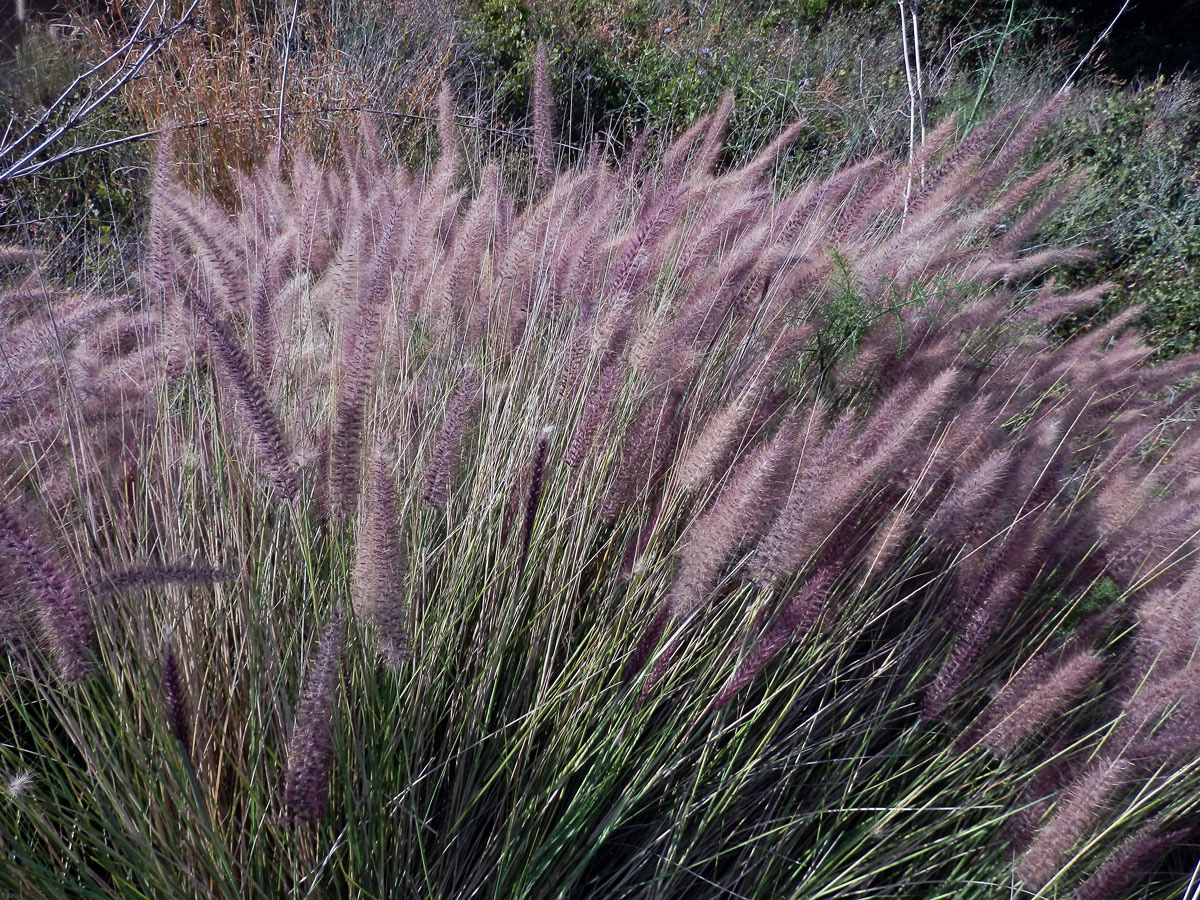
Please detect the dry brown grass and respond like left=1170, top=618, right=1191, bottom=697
left=104, top=1, right=452, bottom=202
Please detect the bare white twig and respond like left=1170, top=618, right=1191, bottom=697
left=909, top=0, right=927, bottom=144
left=277, top=0, right=302, bottom=146
left=897, top=0, right=925, bottom=217
left=0, top=0, right=201, bottom=183
left=1059, top=0, right=1132, bottom=93
left=898, top=0, right=917, bottom=165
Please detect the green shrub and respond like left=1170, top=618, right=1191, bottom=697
left=1041, top=77, right=1200, bottom=355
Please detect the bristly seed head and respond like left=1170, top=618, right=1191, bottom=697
left=4, top=770, right=34, bottom=800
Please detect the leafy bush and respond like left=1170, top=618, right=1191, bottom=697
left=454, top=0, right=967, bottom=166
left=448, top=0, right=1094, bottom=193
left=3, top=85, right=1200, bottom=897
left=1042, top=77, right=1200, bottom=356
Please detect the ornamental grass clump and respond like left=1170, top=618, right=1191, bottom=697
left=2, top=73, right=1200, bottom=898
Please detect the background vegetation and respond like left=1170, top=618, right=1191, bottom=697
left=2, top=1, right=1200, bottom=898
